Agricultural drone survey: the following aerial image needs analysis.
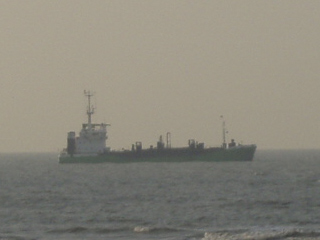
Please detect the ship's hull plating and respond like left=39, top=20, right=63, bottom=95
left=59, top=145, right=256, bottom=163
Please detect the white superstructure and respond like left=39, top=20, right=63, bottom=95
left=63, top=91, right=110, bottom=156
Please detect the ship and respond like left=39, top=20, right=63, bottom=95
left=58, top=91, right=256, bottom=163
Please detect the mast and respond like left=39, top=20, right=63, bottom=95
left=84, top=90, right=94, bottom=130
left=166, top=132, right=171, bottom=149
left=220, top=115, right=227, bottom=149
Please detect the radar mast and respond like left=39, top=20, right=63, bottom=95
left=84, top=90, right=94, bottom=130
left=220, top=115, right=227, bottom=149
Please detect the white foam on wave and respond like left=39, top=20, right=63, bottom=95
left=133, top=226, right=151, bottom=233
left=202, top=228, right=320, bottom=240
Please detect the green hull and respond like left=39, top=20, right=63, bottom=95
left=59, top=145, right=256, bottom=163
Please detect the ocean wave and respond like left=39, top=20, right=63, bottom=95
left=0, top=236, right=32, bottom=240
left=133, top=226, right=151, bottom=233
left=203, top=228, right=320, bottom=240
left=48, top=225, right=182, bottom=235
left=133, top=226, right=181, bottom=233
left=48, top=226, right=129, bottom=234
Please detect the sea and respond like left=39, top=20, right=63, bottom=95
left=0, top=150, right=319, bottom=240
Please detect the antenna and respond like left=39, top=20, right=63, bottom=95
left=84, top=90, right=94, bottom=129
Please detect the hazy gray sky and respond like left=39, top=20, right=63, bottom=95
left=1, top=1, right=320, bottom=152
